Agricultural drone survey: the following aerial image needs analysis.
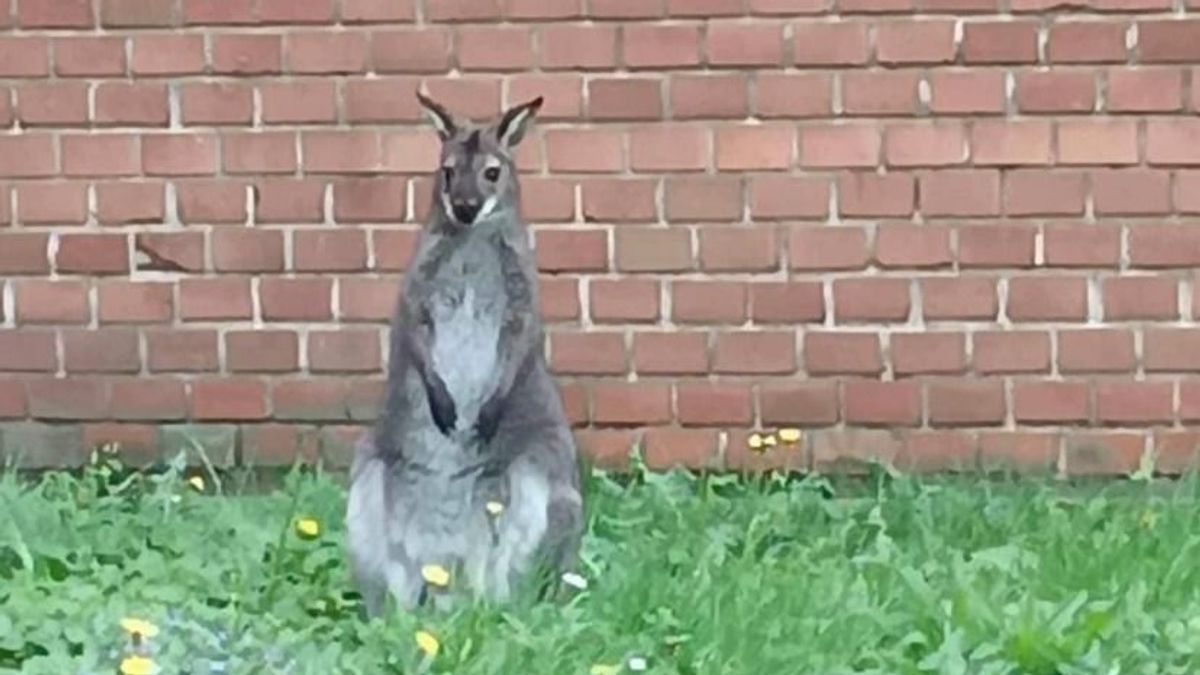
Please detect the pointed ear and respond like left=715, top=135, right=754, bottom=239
left=494, top=96, right=543, bottom=149
left=416, top=90, right=458, bottom=141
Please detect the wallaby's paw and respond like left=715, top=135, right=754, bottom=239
left=474, top=397, right=503, bottom=442
left=428, top=384, right=458, bottom=435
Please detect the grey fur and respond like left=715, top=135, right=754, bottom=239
left=346, top=92, right=583, bottom=616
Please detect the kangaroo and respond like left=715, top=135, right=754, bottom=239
left=345, top=92, right=584, bottom=616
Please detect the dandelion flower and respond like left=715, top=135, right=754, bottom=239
left=188, top=476, right=205, bottom=492
left=763, top=434, right=778, bottom=447
left=1140, top=510, right=1158, bottom=529
left=119, top=656, right=157, bottom=675
left=561, top=572, right=588, bottom=591
left=415, top=630, right=440, bottom=658
left=590, top=665, right=619, bottom=675
left=485, top=500, right=505, bottom=516
left=628, top=656, right=648, bottom=671
left=421, top=564, right=451, bottom=588
left=778, top=428, right=801, bottom=443
left=295, top=517, right=321, bottom=540
left=747, top=433, right=764, bottom=450
left=119, top=618, right=159, bottom=639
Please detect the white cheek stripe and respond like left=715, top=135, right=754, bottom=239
left=476, top=195, right=498, bottom=221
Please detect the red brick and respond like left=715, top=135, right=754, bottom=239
left=54, top=37, right=126, bottom=77
left=833, top=278, right=911, bottom=323
left=962, top=21, right=1038, bottom=64
left=1182, top=381, right=1200, bottom=422
left=750, top=0, right=828, bottom=12
left=670, top=73, right=748, bottom=119
left=699, top=227, right=779, bottom=272
left=614, top=229, right=693, bottom=273
left=876, top=21, right=956, bottom=65
left=677, top=383, right=753, bottom=426
left=759, top=382, right=838, bottom=426
left=756, top=72, right=832, bottom=118
left=1059, top=329, right=1135, bottom=374
left=309, top=331, right=382, bottom=374
left=131, top=35, right=204, bottom=76
left=749, top=282, right=823, bottom=324
left=62, top=329, right=140, bottom=374
left=1145, top=329, right=1200, bottom=372
left=633, top=332, right=708, bottom=375
left=1107, top=68, right=1184, bottom=112
left=0, top=233, right=50, bottom=275
left=222, top=132, right=297, bottom=174
left=805, top=332, right=882, bottom=376
left=457, top=26, right=534, bottom=71
left=958, top=225, right=1036, bottom=268
left=706, top=22, right=783, bottom=66
left=56, top=234, right=129, bottom=275
left=919, top=170, right=1001, bottom=217
left=581, top=178, right=657, bottom=223
left=503, top=0, right=580, bottom=19
left=339, top=277, right=399, bottom=323
left=643, top=428, right=720, bottom=471
left=1007, top=277, right=1088, bottom=322
left=921, top=277, right=998, bottom=321
left=540, top=25, right=617, bottom=70
left=424, top=0, right=500, bottom=21
left=1103, top=277, right=1177, bottom=320
left=212, top=34, right=282, bottom=75
left=545, top=129, right=622, bottom=173
left=192, top=379, right=269, bottom=421
left=14, top=280, right=89, bottom=325
left=286, top=31, right=368, bottom=74
left=1139, top=20, right=1200, bottom=63
left=980, top=432, right=1059, bottom=472
left=715, top=125, right=793, bottom=171
left=1129, top=226, right=1200, bottom=268
left=262, top=82, right=337, bottom=124
left=789, top=226, right=869, bottom=271
left=1096, top=382, right=1173, bottom=425
left=928, top=71, right=1006, bottom=114
left=106, top=379, right=184, bottom=422
left=370, top=28, right=450, bottom=74
left=16, top=83, right=86, bottom=126
left=892, top=333, right=967, bottom=376
left=973, top=331, right=1050, bottom=374
left=970, top=120, right=1052, bottom=167
left=1091, top=169, right=1169, bottom=215
left=1047, top=22, right=1128, bottom=63
left=177, top=180, right=248, bottom=224
left=518, top=177, right=574, bottom=223
left=98, top=282, right=173, bottom=325
left=94, top=83, right=169, bottom=126
left=1154, top=430, right=1200, bottom=474
left=134, top=232, right=202, bottom=272
left=261, top=278, right=333, bottom=321
left=664, top=176, right=742, bottom=222
left=27, top=378, right=107, bottom=420
left=895, top=214, right=973, bottom=260
left=62, top=134, right=139, bottom=178
left=0, top=330, right=57, bottom=372
left=800, top=124, right=880, bottom=169
left=1014, top=71, right=1096, bottom=113
left=623, top=24, right=701, bottom=69
left=928, top=380, right=1006, bottom=426
left=343, top=79, right=420, bottom=124
left=884, top=123, right=966, bottom=168
left=1057, top=120, right=1139, bottom=166
left=17, top=182, right=87, bottom=225
left=179, top=278, right=253, bottom=321
left=294, top=230, right=368, bottom=273
left=714, top=331, right=796, bottom=374
left=17, top=0, right=91, bottom=28
left=0, top=135, right=56, bottom=178
left=841, top=71, right=920, bottom=116
left=271, top=380, right=348, bottom=421
left=590, top=279, right=659, bottom=323
left=303, top=130, right=382, bottom=174
left=748, top=176, right=829, bottom=220
left=1005, top=171, right=1087, bottom=216
left=549, top=332, right=626, bottom=375
left=212, top=230, right=283, bottom=273
left=589, top=0, right=664, bottom=18
left=672, top=281, right=746, bottom=324
left=838, top=173, right=915, bottom=218
left=628, top=126, right=708, bottom=172
left=587, top=78, right=662, bottom=120
left=507, top=74, right=583, bottom=121
left=181, top=83, right=253, bottom=126
left=667, top=0, right=742, bottom=15
left=1044, top=224, right=1120, bottom=268
left=332, top=178, right=405, bottom=223
left=145, top=330, right=217, bottom=373
left=592, top=383, right=671, bottom=425
left=844, top=381, right=921, bottom=426
left=142, top=134, right=218, bottom=176
left=793, top=22, right=868, bottom=66
left=0, top=37, right=50, bottom=77
left=1014, top=381, right=1089, bottom=424
left=534, top=229, right=608, bottom=273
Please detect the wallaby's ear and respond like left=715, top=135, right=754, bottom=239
left=416, top=90, right=458, bottom=141
left=494, top=96, right=543, bottom=149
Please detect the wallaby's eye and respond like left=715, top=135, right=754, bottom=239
left=484, top=167, right=501, bottom=183
left=442, top=167, right=453, bottom=184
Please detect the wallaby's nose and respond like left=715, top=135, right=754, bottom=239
left=451, top=199, right=480, bottom=224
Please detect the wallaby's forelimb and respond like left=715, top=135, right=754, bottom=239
left=403, top=303, right=457, bottom=435
left=474, top=236, right=537, bottom=442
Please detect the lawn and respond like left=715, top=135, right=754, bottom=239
left=3, top=450, right=1200, bottom=674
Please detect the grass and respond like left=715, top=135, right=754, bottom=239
left=3, top=449, right=1200, bottom=674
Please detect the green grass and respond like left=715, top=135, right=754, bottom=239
left=3, top=450, right=1200, bottom=674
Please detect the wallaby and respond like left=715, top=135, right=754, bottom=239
left=345, top=92, right=584, bottom=616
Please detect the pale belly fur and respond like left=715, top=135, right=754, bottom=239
left=430, top=285, right=502, bottom=430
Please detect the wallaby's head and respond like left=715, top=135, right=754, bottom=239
left=417, top=91, right=542, bottom=229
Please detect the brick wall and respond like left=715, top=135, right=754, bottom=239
left=2, top=0, right=1200, bottom=475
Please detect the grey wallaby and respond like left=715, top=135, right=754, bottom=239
left=345, top=91, right=584, bottom=615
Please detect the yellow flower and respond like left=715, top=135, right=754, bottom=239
left=1140, top=510, right=1158, bottom=529
left=778, top=428, right=802, bottom=443
left=485, top=500, right=505, bottom=516
left=415, top=630, right=440, bottom=658
left=119, top=655, right=157, bottom=675
left=295, top=517, right=321, bottom=540
left=421, top=564, right=451, bottom=588
left=762, top=434, right=778, bottom=447
left=119, top=617, right=159, bottom=639
left=590, top=665, right=619, bottom=675
left=747, top=433, right=764, bottom=450
left=188, top=476, right=205, bottom=492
